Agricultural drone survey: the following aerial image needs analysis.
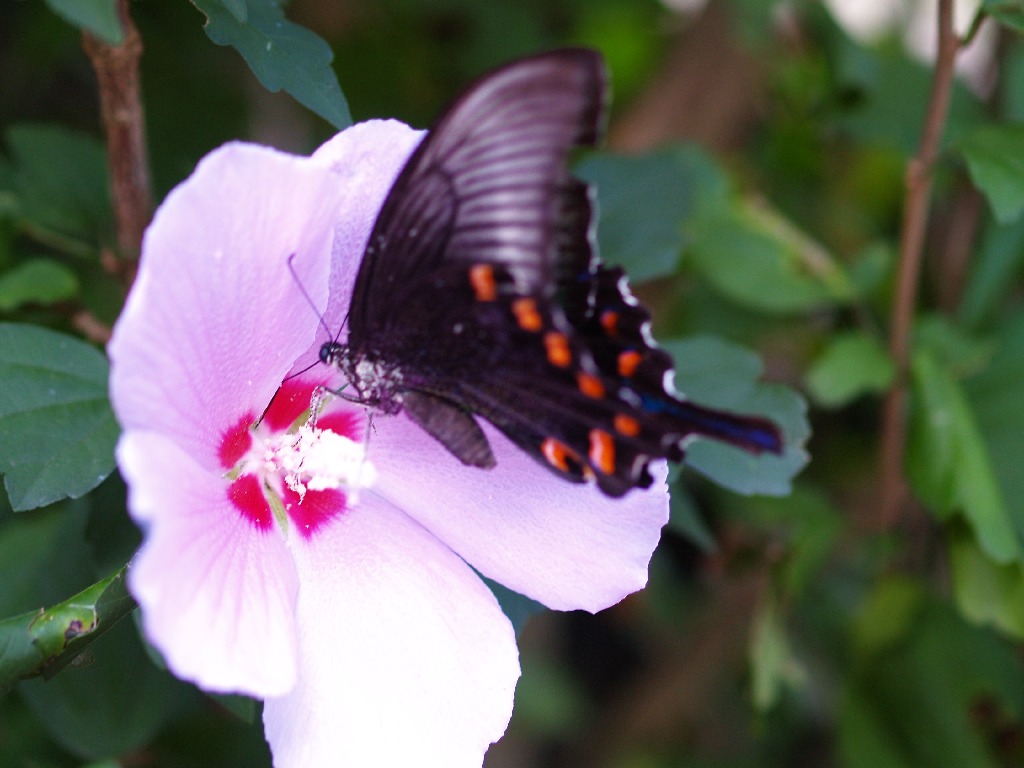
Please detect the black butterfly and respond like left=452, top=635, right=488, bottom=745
left=320, top=48, right=782, bottom=498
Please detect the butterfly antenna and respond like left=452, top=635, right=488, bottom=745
left=335, top=307, right=351, bottom=344
left=287, top=253, right=334, bottom=341
left=254, top=387, right=282, bottom=429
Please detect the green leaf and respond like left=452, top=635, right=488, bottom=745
left=847, top=242, right=894, bottom=299
left=1006, top=45, right=1024, bottom=123
left=838, top=686, right=914, bottom=768
left=967, top=310, right=1024, bottom=544
left=949, top=523, right=1024, bottom=638
left=483, top=578, right=545, bottom=637
left=960, top=124, right=1024, bottom=224
left=728, top=485, right=842, bottom=597
left=805, top=331, right=895, bottom=408
left=219, top=0, right=249, bottom=22
left=666, top=336, right=810, bottom=496
left=513, top=656, right=588, bottom=738
left=0, top=566, right=135, bottom=692
left=957, top=215, right=1024, bottom=329
left=907, top=350, right=1018, bottom=563
left=836, top=43, right=984, bottom=156
left=0, top=505, right=78, bottom=617
left=4, top=124, right=111, bottom=254
left=852, top=577, right=925, bottom=657
left=575, top=145, right=728, bottom=282
left=915, top=314, right=995, bottom=377
left=749, top=594, right=805, bottom=712
left=191, top=0, right=351, bottom=129
left=44, top=0, right=123, bottom=44
left=0, top=259, right=79, bottom=311
left=208, top=693, right=259, bottom=724
left=0, top=323, right=118, bottom=511
left=982, top=0, right=1024, bottom=33
left=17, top=613, right=194, bottom=760
left=685, top=197, right=855, bottom=313
left=666, top=467, right=717, bottom=552
left=843, top=581, right=1024, bottom=768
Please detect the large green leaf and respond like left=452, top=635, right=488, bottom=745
left=949, top=524, right=1024, bottom=638
left=44, top=0, right=123, bottom=44
left=666, top=336, right=810, bottom=496
left=191, top=0, right=351, bottom=129
left=0, top=324, right=118, bottom=511
left=685, top=197, right=855, bottom=313
left=966, top=310, right=1024, bottom=541
left=3, top=125, right=111, bottom=255
left=805, top=330, right=895, bottom=408
left=18, top=615, right=194, bottom=761
left=907, top=350, right=1018, bottom=563
left=575, top=145, right=728, bottom=282
left=957, top=216, right=1024, bottom=329
left=960, top=124, right=1024, bottom=224
left=0, top=259, right=79, bottom=311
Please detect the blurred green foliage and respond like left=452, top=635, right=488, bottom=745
left=2, top=0, right=1024, bottom=766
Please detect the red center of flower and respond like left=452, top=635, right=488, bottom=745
left=216, top=380, right=367, bottom=539
left=218, top=414, right=254, bottom=469
left=227, top=474, right=273, bottom=530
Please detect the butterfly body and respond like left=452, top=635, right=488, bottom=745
left=322, top=48, right=783, bottom=497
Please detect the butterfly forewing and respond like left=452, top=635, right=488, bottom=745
left=348, top=48, right=607, bottom=338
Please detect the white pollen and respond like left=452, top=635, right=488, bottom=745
left=268, top=424, right=376, bottom=502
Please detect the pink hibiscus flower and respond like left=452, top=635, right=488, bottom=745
left=107, top=120, right=669, bottom=766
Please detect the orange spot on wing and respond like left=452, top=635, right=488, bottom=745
left=577, top=371, right=605, bottom=399
left=600, top=310, right=619, bottom=336
left=512, top=298, right=543, bottom=332
left=541, top=437, right=579, bottom=474
left=469, top=264, right=497, bottom=301
left=617, top=350, right=642, bottom=377
left=614, top=413, right=641, bottom=437
left=544, top=332, right=572, bottom=368
left=588, top=429, right=616, bottom=475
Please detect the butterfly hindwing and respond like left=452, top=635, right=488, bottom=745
left=445, top=263, right=781, bottom=495
left=403, top=391, right=496, bottom=469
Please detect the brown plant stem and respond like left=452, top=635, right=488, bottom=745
left=73, top=310, right=113, bottom=345
left=82, top=0, right=151, bottom=288
left=878, top=0, right=961, bottom=529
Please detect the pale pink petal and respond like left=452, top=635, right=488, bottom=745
left=263, top=498, right=519, bottom=767
left=119, top=431, right=300, bottom=696
left=109, top=143, right=338, bottom=470
left=368, top=414, right=670, bottom=612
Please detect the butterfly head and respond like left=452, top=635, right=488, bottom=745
left=319, top=340, right=345, bottom=367
left=318, top=340, right=405, bottom=415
